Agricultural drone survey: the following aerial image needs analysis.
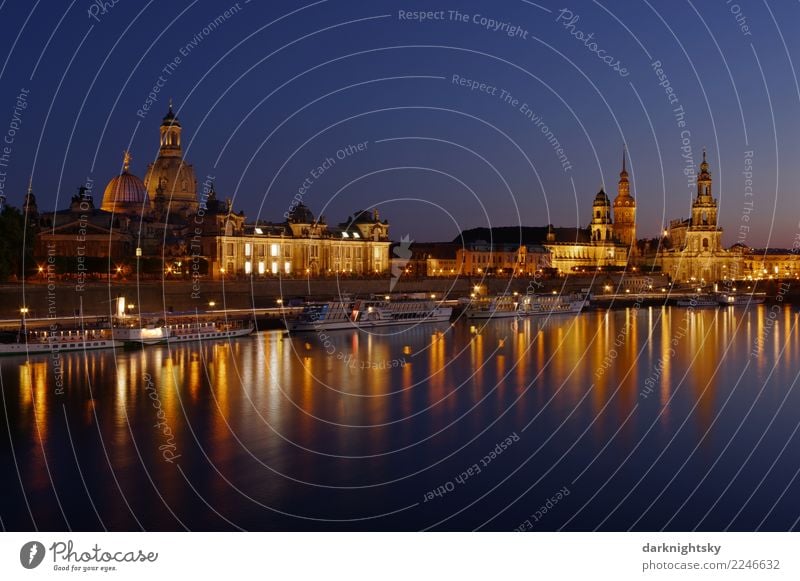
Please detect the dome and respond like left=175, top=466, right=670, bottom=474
left=593, top=189, right=610, bottom=204
left=101, top=152, right=150, bottom=212
left=161, top=101, right=181, bottom=128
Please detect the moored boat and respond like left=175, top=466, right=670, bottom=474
left=465, top=295, right=519, bottom=320
left=466, top=292, right=586, bottom=319
left=716, top=292, right=766, bottom=306
left=0, top=327, right=120, bottom=356
left=113, top=319, right=254, bottom=347
left=676, top=294, right=718, bottom=307
left=287, top=297, right=452, bottom=332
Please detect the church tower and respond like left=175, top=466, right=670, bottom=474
left=613, top=147, right=636, bottom=246
left=686, top=150, right=722, bottom=253
left=590, top=189, right=614, bottom=243
left=143, top=101, right=199, bottom=216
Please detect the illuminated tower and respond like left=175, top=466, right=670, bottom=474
left=687, top=150, right=722, bottom=253
left=143, top=100, right=198, bottom=215
left=591, top=189, right=614, bottom=243
left=613, top=147, right=636, bottom=246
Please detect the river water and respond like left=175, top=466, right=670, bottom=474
left=2, top=305, right=800, bottom=531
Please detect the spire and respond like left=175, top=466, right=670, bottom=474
left=122, top=150, right=132, bottom=173
left=699, top=148, right=711, bottom=179
left=619, top=146, right=629, bottom=182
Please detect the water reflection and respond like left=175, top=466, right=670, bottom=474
left=1, top=305, right=799, bottom=530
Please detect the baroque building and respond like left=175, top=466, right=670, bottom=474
left=203, top=205, right=390, bottom=278
left=29, top=104, right=391, bottom=280
left=655, top=152, right=736, bottom=282
left=143, top=103, right=199, bottom=216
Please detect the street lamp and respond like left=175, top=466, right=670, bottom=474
left=208, top=300, right=216, bottom=308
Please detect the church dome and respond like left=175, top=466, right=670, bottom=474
left=101, top=152, right=150, bottom=212
left=594, top=189, right=610, bottom=204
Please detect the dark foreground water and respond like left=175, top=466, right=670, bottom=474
left=2, top=305, right=800, bottom=531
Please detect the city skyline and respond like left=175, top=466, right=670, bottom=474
left=0, top=1, right=797, bottom=246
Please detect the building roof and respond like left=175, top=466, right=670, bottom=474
left=455, top=226, right=591, bottom=245
left=101, top=153, right=150, bottom=212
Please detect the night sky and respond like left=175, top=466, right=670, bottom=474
left=0, top=0, right=798, bottom=245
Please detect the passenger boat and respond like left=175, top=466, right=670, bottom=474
left=0, top=327, right=120, bottom=356
left=113, top=319, right=254, bottom=347
left=287, top=297, right=452, bottom=332
left=524, top=292, right=587, bottom=316
left=716, top=292, right=766, bottom=306
left=466, top=292, right=586, bottom=319
left=676, top=295, right=718, bottom=307
left=464, top=295, right=519, bottom=320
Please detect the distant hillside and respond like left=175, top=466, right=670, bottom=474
left=453, top=226, right=591, bottom=245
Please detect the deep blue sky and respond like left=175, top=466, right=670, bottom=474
left=0, top=0, right=798, bottom=245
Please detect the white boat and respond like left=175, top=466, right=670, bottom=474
left=287, top=298, right=452, bottom=332
left=466, top=293, right=586, bottom=319
left=113, top=319, right=254, bottom=347
left=524, top=293, right=587, bottom=316
left=676, top=295, right=718, bottom=307
left=0, top=327, right=120, bottom=356
left=465, top=295, right=521, bottom=320
left=716, top=292, right=766, bottom=306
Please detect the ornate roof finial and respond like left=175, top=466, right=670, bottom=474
left=122, top=150, right=132, bottom=172
left=700, top=148, right=710, bottom=175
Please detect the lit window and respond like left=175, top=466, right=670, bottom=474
left=258, top=261, right=265, bottom=275
left=270, top=243, right=279, bottom=257
left=342, top=232, right=350, bottom=238
left=353, top=232, right=360, bottom=238
left=245, top=243, right=251, bottom=257
left=271, top=261, right=278, bottom=274
left=284, top=261, right=291, bottom=274
left=255, top=227, right=264, bottom=235
left=244, top=261, right=252, bottom=274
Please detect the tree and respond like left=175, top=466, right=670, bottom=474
left=0, top=205, right=33, bottom=281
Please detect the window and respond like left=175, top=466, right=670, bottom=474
left=270, top=243, right=279, bottom=257
left=345, top=247, right=351, bottom=259
left=227, top=243, right=234, bottom=256
left=271, top=261, right=278, bottom=274
left=244, top=261, right=252, bottom=274
left=258, top=261, right=265, bottom=275
left=703, top=238, right=709, bottom=248
left=244, top=243, right=251, bottom=257
left=284, top=261, right=291, bottom=274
